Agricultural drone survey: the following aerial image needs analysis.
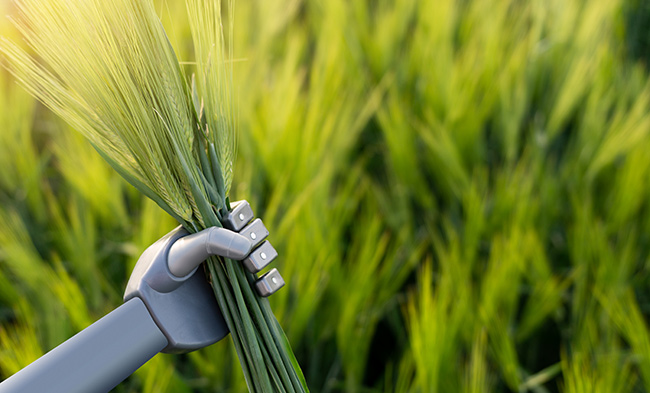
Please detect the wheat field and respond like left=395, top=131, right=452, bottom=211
left=0, top=0, right=649, bottom=392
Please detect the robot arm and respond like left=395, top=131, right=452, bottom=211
left=0, top=297, right=168, bottom=393
left=0, top=201, right=283, bottom=393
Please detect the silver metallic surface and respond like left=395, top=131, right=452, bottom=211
left=243, top=241, right=278, bottom=273
left=255, top=268, right=285, bottom=297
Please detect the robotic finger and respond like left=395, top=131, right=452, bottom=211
left=225, top=200, right=285, bottom=296
left=167, top=200, right=285, bottom=296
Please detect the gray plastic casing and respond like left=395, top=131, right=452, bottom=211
left=0, top=297, right=167, bottom=393
left=124, top=226, right=229, bottom=353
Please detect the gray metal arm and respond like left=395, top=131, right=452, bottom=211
left=0, top=297, right=167, bottom=393
left=0, top=200, right=285, bottom=392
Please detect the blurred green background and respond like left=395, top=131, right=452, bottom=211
left=1, top=0, right=650, bottom=391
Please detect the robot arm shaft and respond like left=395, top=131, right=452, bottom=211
left=0, top=297, right=167, bottom=393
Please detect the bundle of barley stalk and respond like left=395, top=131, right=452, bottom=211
left=0, top=0, right=308, bottom=391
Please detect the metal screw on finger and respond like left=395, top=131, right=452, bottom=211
left=239, top=219, right=269, bottom=249
left=223, top=201, right=254, bottom=232
left=255, top=269, right=285, bottom=297
left=243, top=241, right=277, bottom=273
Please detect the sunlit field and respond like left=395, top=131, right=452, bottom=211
left=1, top=0, right=650, bottom=392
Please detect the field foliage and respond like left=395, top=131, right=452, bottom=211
left=1, top=0, right=649, bottom=392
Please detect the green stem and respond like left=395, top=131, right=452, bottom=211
left=234, top=262, right=297, bottom=393
left=207, top=259, right=260, bottom=393
left=225, top=259, right=273, bottom=389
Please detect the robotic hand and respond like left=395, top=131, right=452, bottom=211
left=0, top=201, right=283, bottom=393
